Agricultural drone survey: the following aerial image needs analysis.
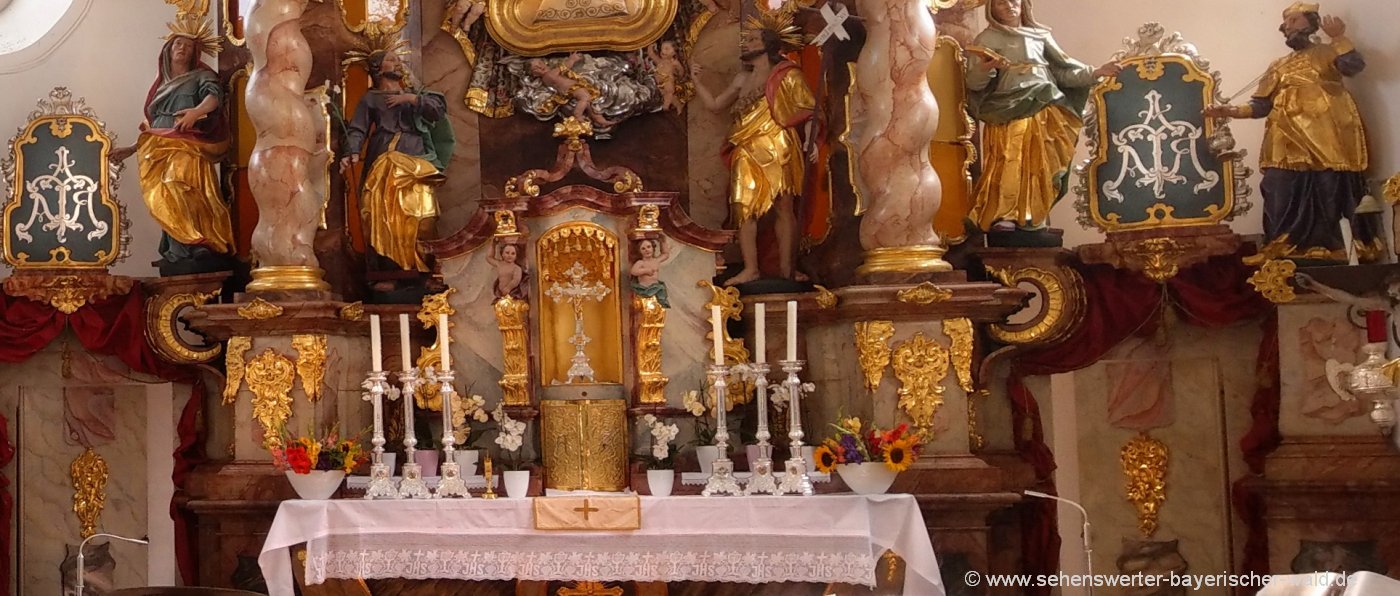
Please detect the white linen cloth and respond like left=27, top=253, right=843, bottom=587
left=259, top=494, right=944, bottom=596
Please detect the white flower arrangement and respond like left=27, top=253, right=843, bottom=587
left=638, top=413, right=680, bottom=469
left=491, top=403, right=529, bottom=469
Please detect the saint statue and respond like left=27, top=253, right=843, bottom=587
left=110, top=15, right=236, bottom=271
left=340, top=38, right=455, bottom=274
left=691, top=15, right=815, bottom=287
left=630, top=237, right=674, bottom=308
left=964, top=0, right=1119, bottom=233
left=1205, top=3, right=1377, bottom=263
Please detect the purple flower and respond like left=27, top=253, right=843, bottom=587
left=840, top=434, right=864, bottom=463
left=316, top=451, right=332, bottom=471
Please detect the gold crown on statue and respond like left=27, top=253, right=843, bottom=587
left=164, top=0, right=221, bottom=56
left=744, top=11, right=805, bottom=52
left=342, top=27, right=411, bottom=68
left=1283, top=2, right=1320, bottom=17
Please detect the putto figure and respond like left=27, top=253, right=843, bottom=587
left=341, top=33, right=455, bottom=275
left=110, top=12, right=235, bottom=272
left=1206, top=2, right=1377, bottom=263
left=691, top=14, right=815, bottom=287
left=630, top=237, right=675, bottom=308
left=964, top=0, right=1120, bottom=234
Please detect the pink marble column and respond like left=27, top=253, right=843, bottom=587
left=852, top=0, right=948, bottom=277
left=244, top=0, right=330, bottom=291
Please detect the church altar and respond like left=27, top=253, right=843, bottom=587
left=258, top=494, right=944, bottom=595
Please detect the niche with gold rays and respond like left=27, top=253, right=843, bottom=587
left=536, top=222, right=623, bottom=385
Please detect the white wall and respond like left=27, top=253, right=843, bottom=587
left=0, top=0, right=173, bottom=277
left=1033, top=0, right=1400, bottom=248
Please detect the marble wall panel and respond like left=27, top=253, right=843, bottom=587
left=421, top=7, right=484, bottom=234
left=685, top=18, right=741, bottom=231
left=1278, top=301, right=1374, bottom=437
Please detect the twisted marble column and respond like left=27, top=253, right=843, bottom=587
left=852, top=0, right=949, bottom=277
left=244, top=0, right=330, bottom=291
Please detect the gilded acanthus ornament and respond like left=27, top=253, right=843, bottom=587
left=1122, top=237, right=1186, bottom=282
left=634, top=295, right=668, bottom=404
left=897, top=282, right=953, bottom=305
left=1384, top=172, right=1400, bottom=203
left=148, top=290, right=222, bottom=363
left=942, top=318, right=975, bottom=393
left=495, top=296, right=532, bottom=406
left=418, top=288, right=457, bottom=328
left=892, top=332, right=950, bottom=429
left=540, top=399, right=628, bottom=491
left=292, top=334, right=328, bottom=402
left=70, top=447, right=109, bottom=539
left=1122, top=432, right=1168, bottom=537
left=986, top=265, right=1084, bottom=345
left=698, top=280, right=753, bottom=407
left=853, top=321, right=895, bottom=393
left=633, top=205, right=662, bottom=234
left=813, top=285, right=838, bottom=309
left=246, top=348, right=296, bottom=445
left=237, top=297, right=284, bottom=320
left=338, top=301, right=365, bottom=321
left=1248, top=259, right=1297, bottom=304
left=222, top=336, right=252, bottom=405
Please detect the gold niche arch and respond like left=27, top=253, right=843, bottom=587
left=537, top=221, right=623, bottom=385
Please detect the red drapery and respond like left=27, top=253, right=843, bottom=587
left=1005, top=251, right=1274, bottom=594
left=0, top=285, right=207, bottom=593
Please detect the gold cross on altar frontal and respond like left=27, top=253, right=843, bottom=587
left=558, top=581, right=623, bottom=596
left=533, top=496, right=641, bottom=531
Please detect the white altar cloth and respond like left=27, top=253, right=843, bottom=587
left=259, top=494, right=944, bottom=596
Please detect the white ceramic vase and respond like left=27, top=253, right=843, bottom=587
left=836, top=462, right=897, bottom=495
left=504, top=470, right=530, bottom=498
left=285, top=470, right=345, bottom=500
left=647, top=469, right=675, bottom=497
left=454, top=449, right=480, bottom=475
left=695, top=445, right=719, bottom=475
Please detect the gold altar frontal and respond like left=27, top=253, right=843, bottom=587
left=540, top=399, right=629, bottom=491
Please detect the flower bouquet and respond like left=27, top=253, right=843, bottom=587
left=812, top=418, right=924, bottom=495
left=271, top=426, right=368, bottom=499
left=491, top=403, right=532, bottom=497
left=682, top=389, right=720, bottom=474
left=634, top=414, right=680, bottom=496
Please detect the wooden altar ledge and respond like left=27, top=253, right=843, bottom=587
left=260, top=495, right=944, bottom=596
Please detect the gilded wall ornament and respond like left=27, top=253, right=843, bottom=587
left=1383, top=172, right=1400, bottom=203
left=853, top=321, right=895, bottom=393
left=419, top=288, right=458, bottom=405
left=897, top=282, right=953, bottom=305
left=892, top=333, right=950, bottom=429
left=813, top=285, right=838, bottom=309
left=70, top=447, right=108, bottom=539
left=246, top=348, right=296, bottom=445
left=541, top=400, right=628, bottom=491
left=633, top=205, right=662, bottom=234
left=2, top=274, right=134, bottom=315
left=1248, top=259, right=1297, bottom=304
left=1122, top=432, right=1169, bottom=537
left=1122, top=237, right=1186, bottom=282
left=148, top=290, right=222, bottom=364
left=633, top=295, right=668, bottom=404
left=418, top=288, right=458, bottom=328
left=942, top=318, right=975, bottom=393
left=222, top=336, right=252, bottom=405
left=698, top=280, right=753, bottom=407
left=237, top=297, right=284, bottom=320
left=495, top=296, right=532, bottom=406
left=292, top=334, right=328, bottom=403
left=986, top=265, right=1084, bottom=345
left=338, top=301, right=365, bottom=321
left=969, top=388, right=989, bottom=452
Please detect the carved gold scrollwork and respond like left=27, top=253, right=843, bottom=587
left=1122, top=432, right=1168, bottom=537
left=634, top=296, right=668, bottom=404
left=292, top=334, right=328, bottom=403
left=70, top=447, right=108, bottom=539
left=897, top=282, right=953, bottom=305
left=541, top=400, right=628, bottom=491
left=223, top=336, right=252, bottom=405
left=419, top=288, right=457, bottom=408
left=1121, top=237, right=1187, bottom=282
left=986, top=265, right=1084, bottom=345
left=237, top=297, right=283, bottom=320
left=942, top=318, right=975, bottom=393
left=698, top=280, right=752, bottom=407
left=246, top=348, right=296, bottom=446
left=633, top=205, right=661, bottom=234
left=813, top=285, right=838, bottom=309
left=969, top=388, right=989, bottom=452
left=892, top=333, right=950, bottom=429
left=496, top=296, right=532, bottom=406
left=1247, top=259, right=1297, bottom=304
left=853, top=321, right=894, bottom=393
left=1383, top=172, right=1400, bottom=203
left=338, top=301, right=365, bottom=321
left=147, top=290, right=222, bottom=364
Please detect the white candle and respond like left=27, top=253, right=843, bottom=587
left=786, top=301, right=797, bottom=361
left=369, top=314, right=383, bottom=372
left=711, top=305, right=724, bottom=365
left=439, top=314, right=452, bottom=371
left=399, top=314, right=412, bottom=372
left=1340, top=219, right=1358, bottom=266
left=755, top=303, right=766, bottom=364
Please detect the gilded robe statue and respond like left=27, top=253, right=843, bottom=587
left=726, top=62, right=815, bottom=227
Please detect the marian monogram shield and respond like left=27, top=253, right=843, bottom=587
left=1079, top=55, right=1240, bottom=231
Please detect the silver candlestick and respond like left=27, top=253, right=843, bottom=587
left=432, top=368, right=471, bottom=498
left=702, top=363, right=744, bottom=496
left=776, top=359, right=813, bottom=496
left=362, top=370, right=399, bottom=499
left=743, top=362, right=779, bottom=495
left=395, top=367, right=431, bottom=499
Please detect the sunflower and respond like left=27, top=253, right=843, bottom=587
left=813, top=445, right=839, bottom=474
left=882, top=438, right=916, bottom=473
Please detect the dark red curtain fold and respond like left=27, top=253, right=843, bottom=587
left=1004, top=250, right=1273, bottom=593
left=1234, top=314, right=1280, bottom=580
left=0, top=286, right=206, bottom=594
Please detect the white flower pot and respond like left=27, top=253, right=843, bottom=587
left=836, top=462, right=897, bottom=495
left=647, top=469, right=675, bottom=497
left=504, top=470, right=531, bottom=498
left=285, top=470, right=345, bottom=500
left=415, top=450, right=440, bottom=476
left=381, top=453, right=397, bottom=476
left=454, top=449, right=480, bottom=475
left=696, top=445, right=719, bottom=474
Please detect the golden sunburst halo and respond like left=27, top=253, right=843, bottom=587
left=165, top=14, right=222, bottom=56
